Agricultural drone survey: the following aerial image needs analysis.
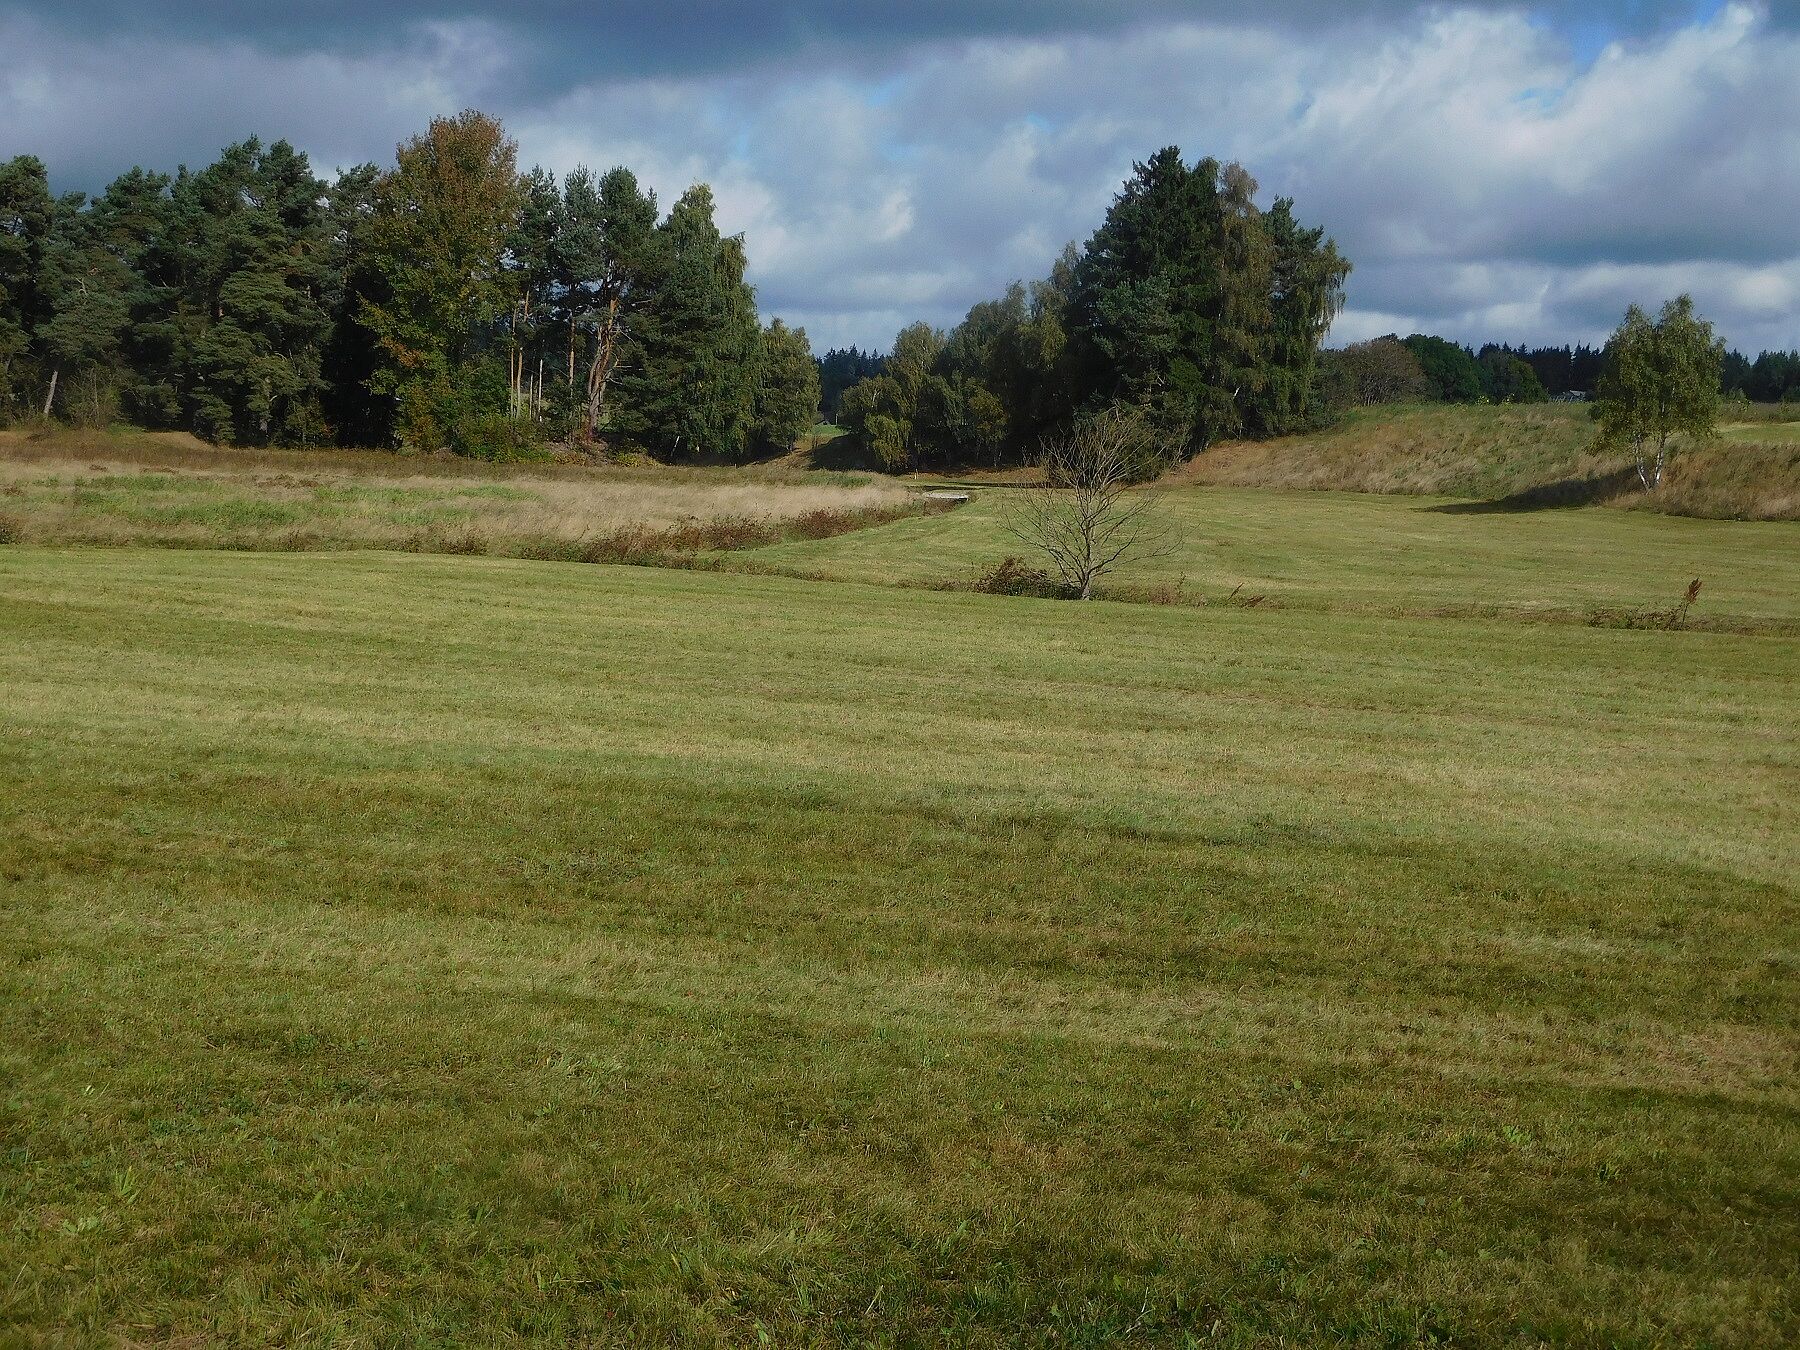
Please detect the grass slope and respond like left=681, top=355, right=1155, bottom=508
left=751, top=484, right=1800, bottom=627
left=2, top=547, right=1796, bottom=1344
left=1177, top=404, right=1800, bottom=521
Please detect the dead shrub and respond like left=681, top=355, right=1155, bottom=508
left=1217, top=583, right=1269, bottom=609
left=972, top=556, right=1071, bottom=598
left=1588, top=578, right=1703, bottom=630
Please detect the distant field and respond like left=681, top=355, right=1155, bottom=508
left=2, top=546, right=1795, bottom=1343
left=1720, top=418, right=1800, bottom=444
left=751, top=484, right=1800, bottom=627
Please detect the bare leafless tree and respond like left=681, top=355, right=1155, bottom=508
left=1003, top=407, right=1176, bottom=599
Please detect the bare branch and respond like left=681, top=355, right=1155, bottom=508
left=1001, top=407, right=1179, bottom=600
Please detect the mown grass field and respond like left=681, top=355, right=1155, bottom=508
left=3, top=539, right=1796, bottom=1345
left=752, top=484, right=1800, bottom=627
left=1720, top=418, right=1800, bottom=444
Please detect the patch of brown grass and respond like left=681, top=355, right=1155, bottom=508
left=0, top=427, right=929, bottom=563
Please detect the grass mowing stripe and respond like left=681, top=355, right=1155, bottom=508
left=1, top=547, right=1795, bottom=1344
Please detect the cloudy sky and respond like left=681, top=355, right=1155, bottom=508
left=3, top=1, right=1796, bottom=354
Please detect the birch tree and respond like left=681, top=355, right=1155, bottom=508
left=1593, top=296, right=1723, bottom=490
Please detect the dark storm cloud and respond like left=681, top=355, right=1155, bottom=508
left=8, top=2, right=1781, bottom=88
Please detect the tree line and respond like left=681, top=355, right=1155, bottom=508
left=0, top=111, right=820, bottom=460
left=831, top=148, right=1352, bottom=474
left=1306, top=332, right=1798, bottom=410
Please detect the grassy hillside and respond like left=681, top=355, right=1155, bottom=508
left=1177, top=404, right=1800, bottom=520
left=752, top=484, right=1800, bottom=628
left=3, top=547, right=1796, bottom=1344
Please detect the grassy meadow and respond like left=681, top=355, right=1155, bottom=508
left=753, top=484, right=1800, bottom=628
left=2, top=538, right=1797, bottom=1345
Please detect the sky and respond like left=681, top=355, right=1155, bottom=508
left=2, top=1, right=1797, bottom=355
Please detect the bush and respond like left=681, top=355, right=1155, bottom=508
left=972, top=555, right=1071, bottom=598
left=450, top=409, right=550, bottom=463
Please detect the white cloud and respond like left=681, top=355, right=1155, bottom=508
left=1, top=3, right=1796, bottom=354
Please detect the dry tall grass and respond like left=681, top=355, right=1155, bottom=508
left=0, top=427, right=919, bottom=558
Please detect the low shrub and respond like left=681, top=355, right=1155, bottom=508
left=451, top=410, right=553, bottom=464
left=971, top=556, right=1071, bottom=598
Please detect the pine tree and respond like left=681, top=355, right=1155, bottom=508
left=1068, top=148, right=1345, bottom=456
left=614, top=185, right=759, bottom=460
left=507, top=167, right=562, bottom=423
left=37, top=191, right=136, bottom=425
left=556, top=166, right=660, bottom=442
left=0, top=156, right=55, bottom=418
left=318, top=163, right=387, bottom=446
left=155, top=140, right=335, bottom=445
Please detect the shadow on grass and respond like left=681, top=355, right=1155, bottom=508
left=1423, top=465, right=1638, bottom=514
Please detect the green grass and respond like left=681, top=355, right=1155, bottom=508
left=1720, top=420, right=1800, bottom=444
left=2, top=545, right=1796, bottom=1344
left=748, top=484, right=1800, bottom=626
left=1184, top=404, right=1600, bottom=499
left=1178, top=404, right=1800, bottom=520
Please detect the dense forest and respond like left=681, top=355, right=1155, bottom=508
left=829, top=149, right=1352, bottom=472
left=5, top=119, right=1795, bottom=467
left=825, top=325, right=1799, bottom=461
left=0, top=111, right=820, bottom=461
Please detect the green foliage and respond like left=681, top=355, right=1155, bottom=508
left=863, top=412, right=908, bottom=469
left=1478, top=349, right=1548, bottom=404
left=37, top=197, right=134, bottom=409
left=1721, top=347, right=1800, bottom=402
left=837, top=333, right=942, bottom=469
left=834, top=149, right=1347, bottom=471
left=1593, top=295, right=1725, bottom=489
left=168, top=140, right=334, bottom=445
left=611, top=185, right=761, bottom=460
left=816, top=346, right=885, bottom=423
left=1403, top=333, right=1484, bottom=402
left=554, top=166, right=660, bottom=442
left=361, top=111, right=525, bottom=449
left=1320, top=338, right=1432, bottom=408
left=1069, top=150, right=1348, bottom=451
left=751, top=318, right=821, bottom=454
left=318, top=163, right=389, bottom=447
left=0, top=155, right=55, bottom=420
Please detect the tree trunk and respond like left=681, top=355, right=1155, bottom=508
left=42, top=368, right=58, bottom=419
left=584, top=297, right=620, bottom=440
